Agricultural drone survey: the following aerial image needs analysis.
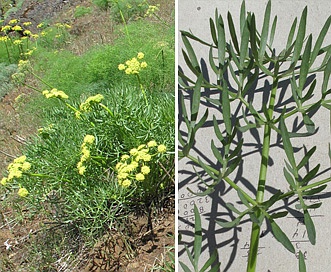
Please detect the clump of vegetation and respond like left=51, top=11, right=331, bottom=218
left=0, top=0, right=174, bottom=270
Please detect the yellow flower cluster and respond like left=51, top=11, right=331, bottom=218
left=115, top=140, right=167, bottom=188
left=145, top=4, right=160, bottom=17
left=38, top=123, right=55, bottom=137
left=42, top=88, right=69, bottom=99
left=18, top=59, right=30, bottom=71
left=1, top=156, right=31, bottom=197
left=18, top=187, right=29, bottom=197
left=54, top=22, right=71, bottom=29
left=80, top=94, right=104, bottom=111
left=75, top=94, right=104, bottom=118
left=77, top=135, right=95, bottom=175
left=118, top=52, right=148, bottom=75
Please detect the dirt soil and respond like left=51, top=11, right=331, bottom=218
left=0, top=0, right=175, bottom=271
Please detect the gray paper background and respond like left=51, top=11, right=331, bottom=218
left=178, top=1, right=331, bottom=271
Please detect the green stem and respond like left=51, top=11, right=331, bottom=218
left=99, top=103, right=114, bottom=117
left=117, top=2, right=131, bottom=44
left=136, top=74, right=148, bottom=106
left=247, top=76, right=278, bottom=272
left=246, top=124, right=271, bottom=272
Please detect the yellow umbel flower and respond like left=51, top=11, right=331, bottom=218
left=83, top=135, right=95, bottom=145
left=1, top=177, right=8, bottom=186
left=18, top=187, right=29, bottom=197
left=147, top=140, right=157, bottom=147
left=141, top=165, right=150, bottom=175
left=9, top=19, right=19, bottom=24
left=136, top=173, right=145, bottom=181
left=12, top=25, right=23, bottom=31
left=1, top=25, right=12, bottom=32
left=118, top=53, right=148, bottom=75
left=157, top=144, right=167, bottom=153
left=42, top=89, right=69, bottom=99
left=79, top=94, right=104, bottom=112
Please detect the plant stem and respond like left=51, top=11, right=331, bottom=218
left=246, top=123, right=271, bottom=272
left=247, top=75, right=278, bottom=271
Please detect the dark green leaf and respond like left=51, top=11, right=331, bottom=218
left=270, top=219, right=295, bottom=253
left=179, top=261, right=192, bottom=272
left=237, top=123, right=257, bottom=132
left=302, top=185, right=327, bottom=196
left=222, top=83, right=232, bottom=135
left=210, top=17, right=217, bottom=46
left=228, top=42, right=240, bottom=69
left=302, top=79, right=316, bottom=103
left=306, top=202, right=322, bottom=210
left=259, top=0, right=271, bottom=61
left=211, top=140, right=224, bottom=165
left=200, top=249, right=221, bottom=272
left=299, top=251, right=307, bottom=272
left=181, top=34, right=201, bottom=72
left=178, top=70, right=196, bottom=85
left=240, top=21, right=249, bottom=69
left=322, top=57, right=331, bottom=94
left=188, top=186, right=215, bottom=197
left=292, top=7, right=307, bottom=64
left=224, top=156, right=242, bottom=177
left=310, top=15, right=331, bottom=67
left=228, top=139, right=244, bottom=160
left=299, top=34, right=312, bottom=93
left=217, top=14, right=226, bottom=68
left=197, top=157, right=218, bottom=180
left=262, top=190, right=282, bottom=209
left=180, top=30, right=213, bottom=47
left=302, top=113, right=315, bottom=134
left=304, top=210, right=316, bottom=245
left=228, top=60, right=241, bottom=87
left=193, top=205, right=202, bottom=267
left=191, top=74, right=203, bottom=122
left=286, top=17, right=297, bottom=50
left=213, top=115, right=224, bottom=142
left=297, top=146, right=316, bottom=170
left=216, top=215, right=242, bottom=228
left=237, top=190, right=251, bottom=208
left=184, top=245, right=194, bottom=269
left=240, top=0, right=246, bottom=36
left=300, top=164, right=320, bottom=185
left=225, top=202, right=241, bottom=214
left=182, top=49, right=200, bottom=76
left=248, top=13, right=258, bottom=61
left=209, top=46, right=219, bottom=75
left=228, top=12, right=239, bottom=54
left=195, top=109, right=209, bottom=131
left=243, top=67, right=259, bottom=97
left=283, top=167, right=296, bottom=189
left=280, top=117, right=298, bottom=176
left=269, top=15, right=277, bottom=47
left=271, top=211, right=288, bottom=219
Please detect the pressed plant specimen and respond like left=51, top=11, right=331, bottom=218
left=179, top=1, right=331, bottom=271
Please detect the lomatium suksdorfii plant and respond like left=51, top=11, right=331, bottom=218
left=0, top=18, right=39, bottom=62
left=77, top=134, right=96, bottom=175
left=118, top=52, right=149, bottom=105
left=144, top=4, right=169, bottom=27
left=115, top=140, right=167, bottom=202
left=179, top=1, right=331, bottom=271
left=1, top=155, right=31, bottom=198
